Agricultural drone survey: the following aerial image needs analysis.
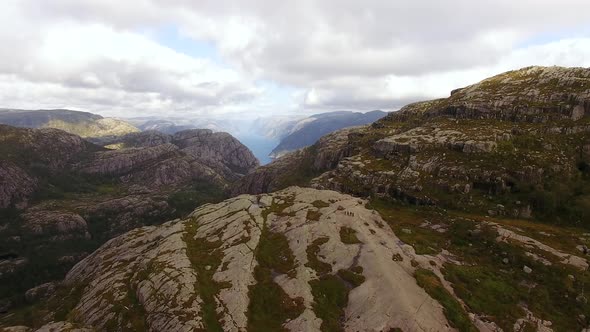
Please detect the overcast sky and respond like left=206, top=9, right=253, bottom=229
left=1, top=0, right=590, bottom=119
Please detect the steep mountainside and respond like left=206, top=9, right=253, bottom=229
left=0, top=125, right=258, bottom=312
left=100, top=129, right=259, bottom=178
left=0, top=109, right=139, bottom=140
left=269, top=111, right=387, bottom=158
left=235, top=66, right=590, bottom=225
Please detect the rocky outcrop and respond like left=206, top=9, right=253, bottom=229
left=234, top=67, right=590, bottom=220
left=0, top=162, right=38, bottom=209
left=380, top=66, right=590, bottom=124
left=28, top=187, right=455, bottom=331
left=0, top=125, right=94, bottom=171
left=88, top=129, right=259, bottom=186
left=24, top=282, right=56, bottom=303
left=21, top=211, right=89, bottom=240
left=0, top=125, right=98, bottom=208
left=373, top=126, right=510, bottom=155
left=103, top=131, right=172, bottom=149
left=173, top=129, right=259, bottom=175
left=78, top=144, right=180, bottom=176
left=81, top=194, right=172, bottom=237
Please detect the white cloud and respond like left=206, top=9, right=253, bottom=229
left=0, top=0, right=589, bottom=117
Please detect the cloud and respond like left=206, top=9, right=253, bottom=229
left=1, top=0, right=590, bottom=117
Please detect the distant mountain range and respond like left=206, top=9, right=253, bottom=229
left=267, top=110, right=387, bottom=158
left=0, top=108, right=389, bottom=165
left=0, top=109, right=139, bottom=140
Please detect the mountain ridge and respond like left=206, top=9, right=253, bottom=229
left=0, top=109, right=140, bottom=140
left=269, top=110, right=387, bottom=159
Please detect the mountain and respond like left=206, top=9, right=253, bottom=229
left=235, top=66, right=590, bottom=224
left=0, top=125, right=258, bottom=311
left=250, top=115, right=305, bottom=140
left=129, top=119, right=199, bottom=134
left=223, top=66, right=590, bottom=330
left=124, top=117, right=252, bottom=136
left=2, top=66, right=590, bottom=331
left=1, top=187, right=457, bottom=331
left=269, top=111, right=387, bottom=159
left=0, top=109, right=139, bottom=140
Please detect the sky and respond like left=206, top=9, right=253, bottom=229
left=1, top=0, right=590, bottom=120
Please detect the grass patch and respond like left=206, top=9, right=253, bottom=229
left=168, top=182, right=226, bottom=218
left=256, top=228, right=298, bottom=278
left=309, top=275, right=349, bottom=332
left=414, top=268, right=477, bottom=332
left=367, top=199, right=443, bottom=254
left=184, top=221, right=228, bottom=332
left=337, top=268, right=365, bottom=288
left=247, top=216, right=303, bottom=331
left=307, top=210, right=322, bottom=221
left=339, top=227, right=361, bottom=244
left=312, top=200, right=330, bottom=208
left=305, top=237, right=332, bottom=275
left=368, top=197, right=590, bottom=330
left=0, top=283, right=85, bottom=329
left=261, top=196, right=296, bottom=222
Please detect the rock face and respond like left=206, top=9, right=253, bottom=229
left=173, top=129, right=260, bottom=175
left=104, top=130, right=172, bottom=148
left=270, top=110, right=387, bottom=158
left=384, top=66, right=590, bottom=123
left=25, top=187, right=455, bottom=331
left=22, top=211, right=89, bottom=240
left=0, top=125, right=96, bottom=208
left=0, top=161, right=38, bottom=209
left=94, top=129, right=260, bottom=184
left=77, top=143, right=228, bottom=189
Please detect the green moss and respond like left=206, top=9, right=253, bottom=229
left=168, top=182, right=226, bottom=218
left=312, top=200, right=330, bottom=208
left=0, top=283, right=85, bottom=329
left=305, top=237, right=332, bottom=275
left=247, top=225, right=304, bottom=331
left=414, top=268, right=477, bottom=332
left=309, top=275, right=349, bottom=332
left=261, top=195, right=296, bottom=222
left=337, top=269, right=365, bottom=288
left=368, top=197, right=590, bottom=330
left=184, top=221, right=227, bottom=332
left=339, top=227, right=361, bottom=244
left=307, top=209, right=322, bottom=221
left=444, top=264, right=522, bottom=329
left=275, top=145, right=323, bottom=189
left=256, top=228, right=298, bottom=278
